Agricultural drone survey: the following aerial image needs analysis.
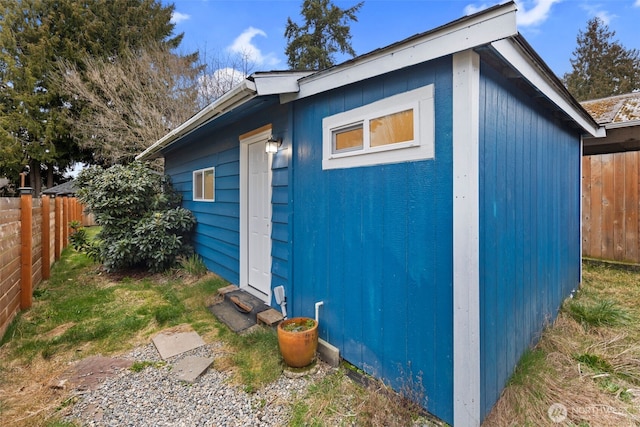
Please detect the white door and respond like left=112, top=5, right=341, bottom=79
left=247, top=141, right=271, bottom=297
left=239, top=126, right=273, bottom=302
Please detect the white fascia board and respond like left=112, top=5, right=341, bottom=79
left=281, top=2, right=517, bottom=104
left=252, top=72, right=313, bottom=95
left=490, top=38, right=605, bottom=138
left=605, top=119, right=640, bottom=130
left=136, top=80, right=257, bottom=160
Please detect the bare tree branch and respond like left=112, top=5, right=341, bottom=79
left=55, top=44, right=202, bottom=165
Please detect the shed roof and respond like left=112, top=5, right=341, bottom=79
left=137, top=1, right=602, bottom=161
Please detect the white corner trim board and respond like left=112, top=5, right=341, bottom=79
left=452, top=50, right=481, bottom=427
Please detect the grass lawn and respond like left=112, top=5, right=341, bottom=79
left=0, top=229, right=429, bottom=426
left=2, top=232, right=640, bottom=426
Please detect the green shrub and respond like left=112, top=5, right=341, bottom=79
left=69, top=221, right=101, bottom=261
left=75, top=162, right=195, bottom=272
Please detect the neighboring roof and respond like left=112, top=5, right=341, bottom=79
left=581, top=92, right=640, bottom=155
left=42, top=180, right=77, bottom=196
left=581, top=92, right=640, bottom=125
left=137, top=1, right=603, bottom=161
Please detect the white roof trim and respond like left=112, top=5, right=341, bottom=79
left=137, top=72, right=310, bottom=160
left=605, top=119, right=640, bottom=130
left=281, top=2, right=518, bottom=103
left=253, top=72, right=314, bottom=95
left=490, top=38, right=605, bottom=138
left=137, top=80, right=258, bottom=160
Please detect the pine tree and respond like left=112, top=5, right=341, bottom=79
left=563, top=17, right=640, bottom=101
left=0, top=0, right=189, bottom=193
left=285, top=0, right=363, bottom=71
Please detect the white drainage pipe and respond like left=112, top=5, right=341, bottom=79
left=315, top=301, right=324, bottom=323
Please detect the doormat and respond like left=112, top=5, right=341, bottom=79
left=208, top=289, right=270, bottom=333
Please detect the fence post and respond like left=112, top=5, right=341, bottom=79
left=19, top=186, right=33, bottom=310
left=75, top=198, right=82, bottom=224
left=42, top=195, right=51, bottom=280
left=63, top=196, right=69, bottom=248
left=55, top=196, right=62, bottom=260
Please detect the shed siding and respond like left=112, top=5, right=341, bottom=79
left=292, top=57, right=454, bottom=424
left=478, top=62, right=581, bottom=419
left=164, top=102, right=292, bottom=295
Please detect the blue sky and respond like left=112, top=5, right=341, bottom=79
left=165, top=0, right=640, bottom=80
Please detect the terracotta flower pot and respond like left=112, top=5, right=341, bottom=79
left=277, top=317, right=318, bottom=368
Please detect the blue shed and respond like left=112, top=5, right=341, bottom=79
left=138, top=2, right=603, bottom=425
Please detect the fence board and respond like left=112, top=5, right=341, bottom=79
left=625, top=152, right=638, bottom=261
left=582, top=157, right=591, bottom=254
left=600, top=154, right=615, bottom=259
left=613, top=154, right=626, bottom=261
left=583, top=152, right=640, bottom=264
left=590, top=156, right=603, bottom=258
left=0, top=195, right=83, bottom=338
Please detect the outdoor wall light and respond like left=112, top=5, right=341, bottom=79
left=265, top=136, right=282, bottom=154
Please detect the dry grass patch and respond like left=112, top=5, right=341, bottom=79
left=484, top=261, right=640, bottom=426
left=0, top=349, right=79, bottom=427
left=289, top=366, right=442, bottom=427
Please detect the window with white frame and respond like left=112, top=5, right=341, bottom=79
left=193, top=167, right=215, bottom=201
left=322, top=85, right=435, bottom=170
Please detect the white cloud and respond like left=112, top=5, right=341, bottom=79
left=227, top=27, right=280, bottom=68
left=464, top=0, right=561, bottom=27
left=635, top=0, right=640, bottom=7
left=464, top=3, right=493, bottom=15
left=171, top=11, right=190, bottom=25
left=198, top=67, right=247, bottom=100
left=581, top=3, right=616, bottom=25
left=595, top=10, right=615, bottom=25
left=515, top=0, right=561, bottom=27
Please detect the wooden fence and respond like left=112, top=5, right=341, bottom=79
left=582, top=151, right=640, bottom=263
left=0, top=191, right=90, bottom=338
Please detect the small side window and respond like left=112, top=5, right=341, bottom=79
left=193, top=167, right=215, bottom=202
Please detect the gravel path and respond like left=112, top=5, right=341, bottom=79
left=66, top=342, right=332, bottom=427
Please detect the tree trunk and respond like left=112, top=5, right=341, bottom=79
left=46, top=164, right=54, bottom=189
left=29, top=159, right=42, bottom=196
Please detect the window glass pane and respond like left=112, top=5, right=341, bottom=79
left=194, top=172, right=203, bottom=199
left=334, top=125, right=363, bottom=152
left=369, top=109, right=414, bottom=147
left=204, top=169, right=214, bottom=200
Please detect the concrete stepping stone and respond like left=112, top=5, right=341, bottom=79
left=173, top=356, right=214, bottom=383
left=57, top=356, right=133, bottom=391
left=152, top=329, right=205, bottom=360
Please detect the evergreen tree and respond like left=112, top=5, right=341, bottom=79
left=563, top=17, right=640, bottom=101
left=285, top=0, right=363, bottom=70
left=0, top=0, right=188, bottom=193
